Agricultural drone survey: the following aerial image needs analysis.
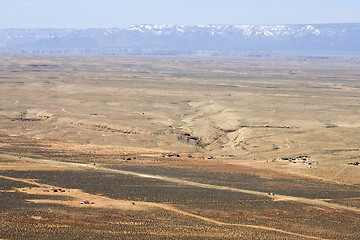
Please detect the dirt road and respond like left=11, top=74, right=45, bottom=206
left=0, top=173, right=329, bottom=240
left=1, top=154, right=360, bottom=214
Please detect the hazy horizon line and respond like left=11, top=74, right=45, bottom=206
left=1, top=22, right=360, bottom=29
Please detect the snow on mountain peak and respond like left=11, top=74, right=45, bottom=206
left=301, top=25, right=321, bottom=35
left=124, top=24, right=325, bottom=37
left=1, top=23, right=359, bottom=55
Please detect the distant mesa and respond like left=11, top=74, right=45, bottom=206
left=1, top=23, right=360, bottom=55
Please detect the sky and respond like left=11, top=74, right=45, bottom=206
left=1, top=0, right=360, bottom=28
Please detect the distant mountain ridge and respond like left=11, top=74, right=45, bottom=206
left=0, top=23, right=359, bottom=55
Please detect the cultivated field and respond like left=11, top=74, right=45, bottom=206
left=0, top=55, right=359, bottom=239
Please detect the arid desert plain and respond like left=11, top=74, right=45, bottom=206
left=0, top=55, right=360, bottom=239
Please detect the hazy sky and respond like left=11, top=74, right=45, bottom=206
left=1, top=0, right=360, bottom=28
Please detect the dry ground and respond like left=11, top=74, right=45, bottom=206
left=1, top=55, right=359, bottom=183
left=0, top=55, right=360, bottom=239
left=0, top=174, right=331, bottom=240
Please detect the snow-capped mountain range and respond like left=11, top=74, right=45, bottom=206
left=126, top=24, right=322, bottom=37
left=0, top=23, right=359, bottom=55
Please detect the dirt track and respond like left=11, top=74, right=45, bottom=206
left=2, top=154, right=360, bottom=215
left=159, top=204, right=329, bottom=240
left=0, top=174, right=329, bottom=240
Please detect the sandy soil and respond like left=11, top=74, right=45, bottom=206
left=1, top=56, right=359, bottom=184
left=1, top=174, right=330, bottom=240
left=0, top=56, right=359, bottom=239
